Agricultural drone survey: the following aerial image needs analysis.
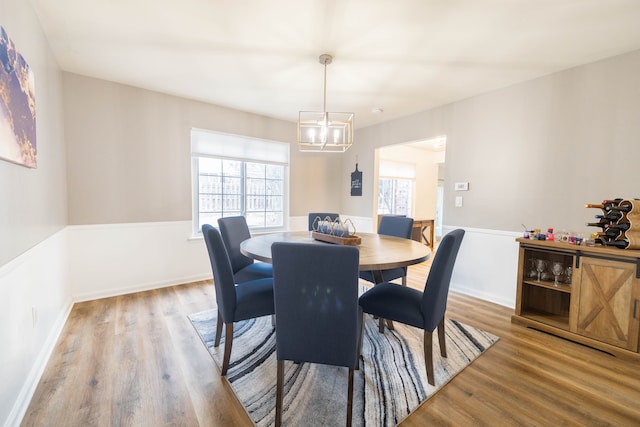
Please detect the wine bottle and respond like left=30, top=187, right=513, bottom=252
left=595, top=229, right=622, bottom=239
left=585, top=222, right=609, bottom=229
left=595, top=212, right=622, bottom=221
left=604, top=239, right=629, bottom=249
left=608, top=222, right=631, bottom=231
left=585, top=199, right=623, bottom=212
left=585, top=203, right=612, bottom=212
left=609, top=203, right=632, bottom=213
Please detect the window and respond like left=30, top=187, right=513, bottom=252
left=377, top=160, right=415, bottom=216
left=378, top=178, right=413, bottom=215
left=192, top=129, right=289, bottom=235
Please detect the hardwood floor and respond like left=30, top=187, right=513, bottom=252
left=22, top=261, right=640, bottom=426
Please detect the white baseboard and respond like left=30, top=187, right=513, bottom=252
left=73, top=274, right=213, bottom=302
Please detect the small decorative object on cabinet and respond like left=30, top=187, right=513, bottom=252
left=512, top=238, right=640, bottom=359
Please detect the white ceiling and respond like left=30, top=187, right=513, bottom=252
left=32, top=0, right=640, bottom=129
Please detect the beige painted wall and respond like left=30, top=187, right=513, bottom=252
left=345, top=49, right=640, bottom=235
left=0, top=1, right=67, bottom=266
left=62, top=73, right=342, bottom=225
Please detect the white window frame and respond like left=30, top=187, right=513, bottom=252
left=377, top=160, right=416, bottom=217
left=191, top=128, right=290, bottom=236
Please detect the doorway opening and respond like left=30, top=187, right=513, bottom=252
left=374, top=136, right=446, bottom=240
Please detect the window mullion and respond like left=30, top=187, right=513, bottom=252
left=241, top=161, right=247, bottom=217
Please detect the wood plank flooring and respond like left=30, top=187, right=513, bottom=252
left=22, top=261, right=640, bottom=426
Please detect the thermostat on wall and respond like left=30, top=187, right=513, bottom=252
left=454, top=182, right=469, bottom=191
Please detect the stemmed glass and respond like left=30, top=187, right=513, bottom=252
left=535, top=259, right=547, bottom=282
left=551, top=262, right=564, bottom=286
left=565, top=266, right=573, bottom=287
left=528, top=259, right=538, bottom=278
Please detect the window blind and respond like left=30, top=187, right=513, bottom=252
left=379, top=160, right=415, bottom=179
left=191, top=128, right=289, bottom=165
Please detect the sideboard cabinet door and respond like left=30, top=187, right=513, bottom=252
left=573, top=256, right=640, bottom=352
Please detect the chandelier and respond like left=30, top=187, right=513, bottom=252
left=297, top=54, right=354, bottom=153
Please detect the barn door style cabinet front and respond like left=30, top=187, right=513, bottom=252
left=513, top=238, right=640, bottom=359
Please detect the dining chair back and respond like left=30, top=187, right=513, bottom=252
left=378, top=215, right=413, bottom=238
left=202, top=224, right=275, bottom=376
left=358, top=228, right=465, bottom=386
left=217, top=216, right=273, bottom=283
left=421, top=229, right=465, bottom=331
left=307, top=212, right=340, bottom=231
left=360, top=215, right=414, bottom=285
left=271, top=242, right=362, bottom=427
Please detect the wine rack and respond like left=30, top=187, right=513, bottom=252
left=585, top=198, right=640, bottom=250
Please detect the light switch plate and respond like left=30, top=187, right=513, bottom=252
left=454, top=182, right=469, bottom=191
left=455, top=196, right=463, bottom=207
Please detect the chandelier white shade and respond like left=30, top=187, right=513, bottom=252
left=297, top=54, right=354, bottom=153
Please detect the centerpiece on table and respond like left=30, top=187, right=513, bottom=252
left=311, top=215, right=361, bottom=245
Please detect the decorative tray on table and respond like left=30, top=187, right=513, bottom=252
left=311, top=216, right=361, bottom=245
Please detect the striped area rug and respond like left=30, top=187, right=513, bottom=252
left=189, top=310, right=498, bottom=426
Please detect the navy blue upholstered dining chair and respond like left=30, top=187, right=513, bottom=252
left=359, top=215, right=414, bottom=286
left=358, top=228, right=465, bottom=386
left=307, top=212, right=340, bottom=231
left=201, top=224, right=275, bottom=376
left=271, top=242, right=362, bottom=427
left=217, top=216, right=273, bottom=283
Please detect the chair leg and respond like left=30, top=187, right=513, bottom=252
left=275, top=360, right=284, bottom=427
left=356, top=312, right=365, bottom=370
left=214, top=309, right=223, bottom=347
left=347, top=368, right=354, bottom=427
left=423, top=330, right=435, bottom=386
left=377, top=317, right=395, bottom=333
left=437, top=317, right=447, bottom=358
left=221, top=323, right=234, bottom=376
left=386, top=319, right=395, bottom=331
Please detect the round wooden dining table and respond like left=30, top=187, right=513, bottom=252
left=240, top=231, right=431, bottom=285
left=241, top=231, right=430, bottom=331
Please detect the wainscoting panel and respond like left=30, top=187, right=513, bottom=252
left=0, top=229, right=72, bottom=427
left=67, top=221, right=211, bottom=302
left=444, top=226, right=520, bottom=308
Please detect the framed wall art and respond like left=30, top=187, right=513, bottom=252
left=0, top=25, right=37, bottom=168
left=350, top=163, right=362, bottom=196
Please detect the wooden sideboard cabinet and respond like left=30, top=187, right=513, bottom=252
left=512, top=238, right=640, bottom=359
